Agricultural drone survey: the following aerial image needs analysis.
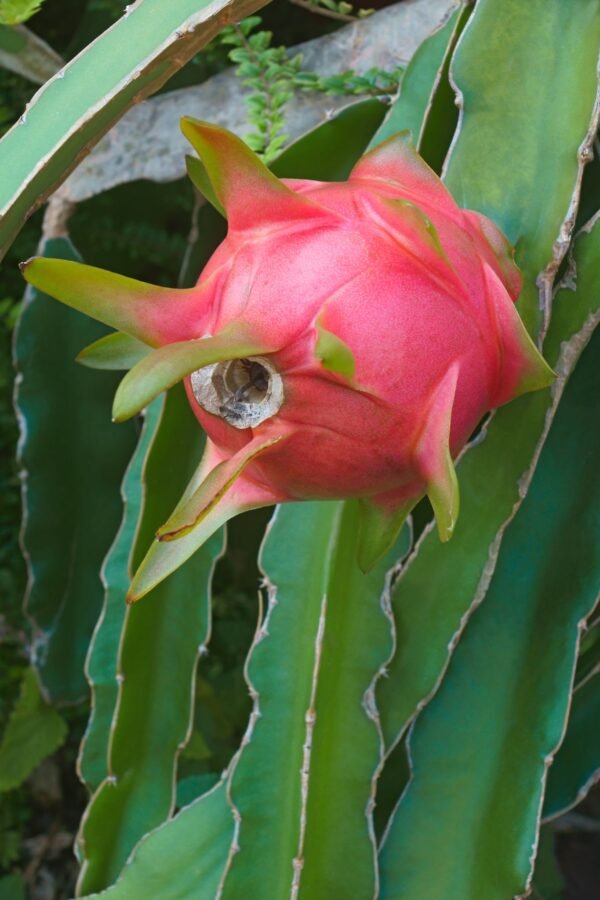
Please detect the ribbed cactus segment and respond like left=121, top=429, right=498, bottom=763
left=543, top=673, right=600, bottom=821
left=214, top=502, right=410, bottom=899
left=14, top=237, right=137, bottom=704
left=443, top=0, right=600, bottom=335
left=380, top=272, right=600, bottom=899
left=377, top=0, right=600, bottom=757
left=76, top=387, right=224, bottom=895
left=78, top=399, right=163, bottom=791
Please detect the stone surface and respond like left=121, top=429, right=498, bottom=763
left=56, top=0, right=456, bottom=202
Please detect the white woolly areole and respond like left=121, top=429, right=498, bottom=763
left=190, top=356, right=284, bottom=430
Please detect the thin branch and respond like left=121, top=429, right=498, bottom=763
left=289, top=0, right=357, bottom=25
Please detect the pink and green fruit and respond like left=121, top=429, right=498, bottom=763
left=21, top=119, right=553, bottom=597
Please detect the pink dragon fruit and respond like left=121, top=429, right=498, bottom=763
left=21, top=120, right=553, bottom=601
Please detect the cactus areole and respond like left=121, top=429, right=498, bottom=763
left=21, top=119, right=554, bottom=600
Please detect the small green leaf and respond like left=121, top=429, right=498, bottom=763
left=0, top=0, right=47, bottom=26
left=185, top=154, right=226, bottom=217
left=0, top=668, right=66, bottom=792
left=77, top=331, right=151, bottom=370
left=314, top=320, right=355, bottom=380
left=511, top=316, right=556, bottom=397
left=365, top=194, right=448, bottom=265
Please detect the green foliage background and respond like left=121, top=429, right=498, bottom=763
left=0, top=0, right=598, bottom=897
left=0, top=3, right=403, bottom=894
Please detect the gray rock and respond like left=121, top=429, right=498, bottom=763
left=56, top=0, right=456, bottom=203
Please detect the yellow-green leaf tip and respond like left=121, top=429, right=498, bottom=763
left=315, top=321, right=356, bottom=381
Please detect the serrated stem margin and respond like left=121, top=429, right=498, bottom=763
left=290, top=591, right=328, bottom=900
left=76, top=406, right=150, bottom=790
left=517, top=610, right=593, bottom=899
left=379, top=215, right=600, bottom=895
left=536, top=63, right=600, bottom=340
left=444, top=11, right=600, bottom=343
left=75, top=397, right=167, bottom=887
left=75, top=392, right=225, bottom=893
left=215, top=585, right=266, bottom=898
left=415, top=1, right=471, bottom=150
left=364, top=521, right=413, bottom=888
left=383, top=265, right=600, bottom=777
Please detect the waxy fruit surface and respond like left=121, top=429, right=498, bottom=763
left=22, top=120, right=553, bottom=600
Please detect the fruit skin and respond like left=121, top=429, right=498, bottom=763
left=21, top=120, right=554, bottom=598
left=179, top=122, right=552, bottom=539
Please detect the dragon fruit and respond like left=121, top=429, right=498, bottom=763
left=21, top=119, right=553, bottom=601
